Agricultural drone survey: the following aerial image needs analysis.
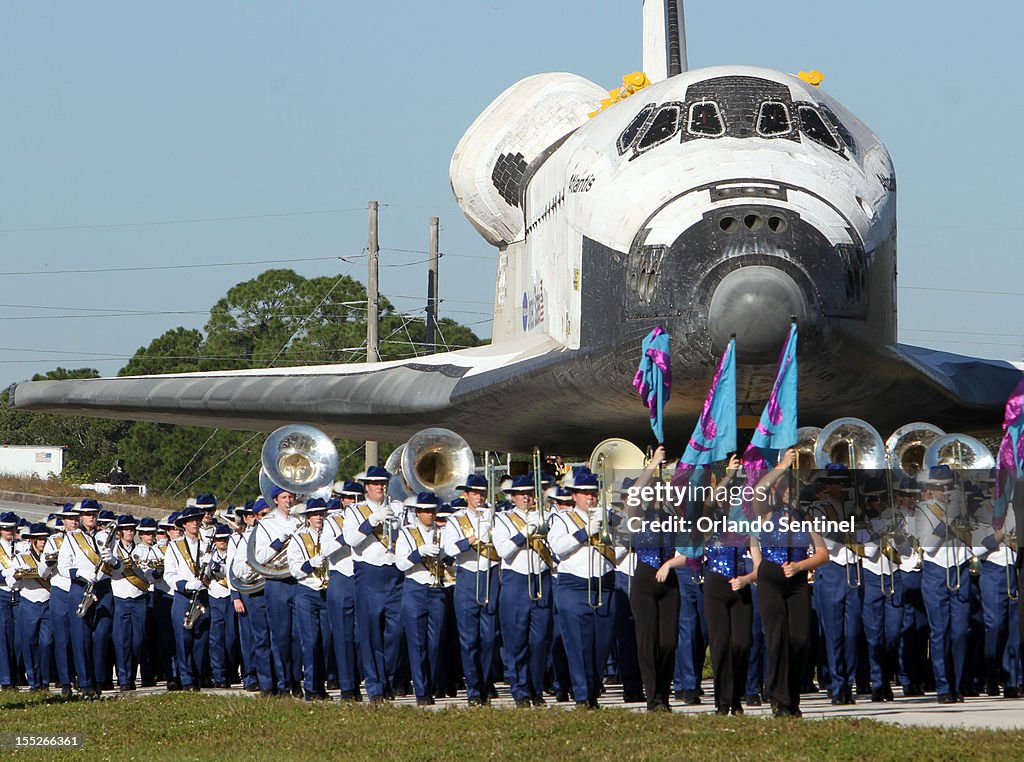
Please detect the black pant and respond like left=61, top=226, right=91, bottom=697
left=704, top=571, right=752, bottom=711
left=757, top=560, right=810, bottom=713
left=629, top=562, right=679, bottom=706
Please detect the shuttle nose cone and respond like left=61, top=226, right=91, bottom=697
left=707, top=266, right=807, bottom=355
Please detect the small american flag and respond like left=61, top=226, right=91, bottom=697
left=35, top=452, right=52, bottom=463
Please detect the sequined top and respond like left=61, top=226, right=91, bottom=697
left=633, top=505, right=675, bottom=571
left=759, top=506, right=810, bottom=566
left=704, top=540, right=745, bottom=581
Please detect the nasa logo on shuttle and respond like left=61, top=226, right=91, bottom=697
left=522, top=282, right=545, bottom=332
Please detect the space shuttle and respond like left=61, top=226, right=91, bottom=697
left=11, top=1, right=1022, bottom=453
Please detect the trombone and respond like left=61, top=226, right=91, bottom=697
left=527, top=447, right=549, bottom=601
left=879, top=451, right=899, bottom=598
left=587, top=452, right=615, bottom=610
left=475, top=451, right=498, bottom=607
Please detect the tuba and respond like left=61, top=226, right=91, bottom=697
left=399, top=428, right=475, bottom=503
left=885, top=423, right=946, bottom=481
left=814, top=418, right=886, bottom=589
left=924, top=434, right=993, bottom=592
left=794, top=426, right=822, bottom=475
left=246, top=424, right=339, bottom=582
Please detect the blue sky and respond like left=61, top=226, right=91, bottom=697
left=2, top=0, right=1021, bottom=383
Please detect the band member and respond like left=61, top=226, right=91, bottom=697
left=894, top=478, right=928, bottom=696
left=11, top=523, right=53, bottom=691
left=442, top=473, right=500, bottom=706
left=45, top=505, right=77, bottom=698
left=548, top=469, right=622, bottom=709
left=164, top=505, right=212, bottom=691
left=808, top=463, right=862, bottom=705
left=395, top=492, right=449, bottom=705
left=493, top=475, right=555, bottom=707
left=196, top=494, right=218, bottom=541
left=231, top=499, right=275, bottom=695
left=752, top=449, right=829, bottom=718
left=915, top=465, right=971, bottom=703
left=700, top=455, right=757, bottom=716
left=57, top=499, right=114, bottom=698
left=975, top=471, right=1020, bottom=698
left=106, top=515, right=150, bottom=690
left=546, top=486, right=574, bottom=702
left=0, top=512, right=21, bottom=690
left=288, top=498, right=331, bottom=701
left=322, top=491, right=361, bottom=700
left=856, top=480, right=902, bottom=702
left=155, top=513, right=181, bottom=690
left=343, top=465, right=404, bottom=703
left=253, top=485, right=303, bottom=697
left=135, top=517, right=163, bottom=687
left=206, top=524, right=234, bottom=688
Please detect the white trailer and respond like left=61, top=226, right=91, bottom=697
left=0, top=445, right=64, bottom=479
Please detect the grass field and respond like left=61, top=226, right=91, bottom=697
left=0, top=692, right=1020, bottom=761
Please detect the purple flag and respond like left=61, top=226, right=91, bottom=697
left=994, top=377, right=1024, bottom=526
left=633, top=327, right=671, bottom=442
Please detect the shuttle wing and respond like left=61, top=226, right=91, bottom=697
left=8, top=335, right=571, bottom=443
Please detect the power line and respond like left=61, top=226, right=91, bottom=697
left=900, top=285, right=1024, bottom=298
left=0, top=255, right=352, bottom=277
left=0, top=207, right=369, bottom=234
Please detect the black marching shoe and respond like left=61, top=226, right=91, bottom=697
left=60, top=685, right=73, bottom=699
left=622, top=691, right=647, bottom=703
left=467, top=697, right=484, bottom=707
left=1005, top=686, right=1021, bottom=699
left=883, top=685, right=895, bottom=702
left=555, top=690, right=571, bottom=703
left=715, top=707, right=730, bottom=716
left=681, top=689, right=700, bottom=705
left=531, top=695, right=546, bottom=706
left=937, top=693, right=956, bottom=704
left=744, top=693, right=762, bottom=707
left=870, top=688, right=886, bottom=703
left=514, top=697, right=532, bottom=708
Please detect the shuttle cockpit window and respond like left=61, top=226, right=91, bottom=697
left=798, top=106, right=840, bottom=150
left=818, top=104, right=857, bottom=155
left=756, top=101, right=791, bottom=137
left=617, top=103, right=657, bottom=155
left=687, top=101, right=725, bottom=137
left=636, top=103, right=682, bottom=152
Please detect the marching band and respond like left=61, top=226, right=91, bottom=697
left=0, top=430, right=1019, bottom=722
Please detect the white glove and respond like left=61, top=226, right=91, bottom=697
left=524, top=512, right=540, bottom=536
left=370, top=507, right=390, bottom=526
left=308, top=554, right=325, bottom=568
left=419, top=542, right=439, bottom=558
left=100, top=547, right=114, bottom=563
left=588, top=516, right=602, bottom=536
left=478, top=525, right=492, bottom=544
left=2, top=568, right=15, bottom=586
left=185, top=578, right=204, bottom=591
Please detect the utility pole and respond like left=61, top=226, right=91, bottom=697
left=426, top=216, right=439, bottom=353
left=365, top=200, right=379, bottom=470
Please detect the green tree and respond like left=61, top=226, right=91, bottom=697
left=119, top=327, right=204, bottom=377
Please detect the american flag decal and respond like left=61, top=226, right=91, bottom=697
left=35, top=452, right=52, bottom=463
